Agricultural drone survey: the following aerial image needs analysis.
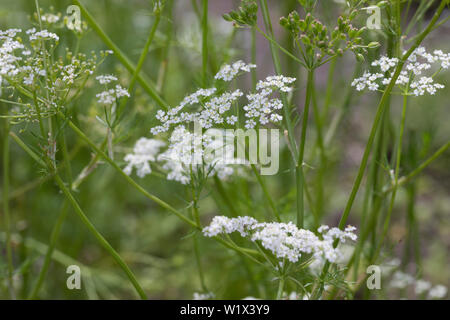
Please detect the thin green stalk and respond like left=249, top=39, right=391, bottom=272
left=52, top=173, right=147, bottom=299
left=157, top=0, right=174, bottom=92
left=251, top=164, right=280, bottom=221
left=73, top=0, right=168, bottom=109
left=383, top=141, right=450, bottom=194
left=28, top=119, right=75, bottom=299
left=276, top=276, right=285, bottom=300
left=296, top=70, right=314, bottom=228
left=193, top=235, right=207, bottom=292
left=8, top=132, right=46, bottom=167
left=352, top=108, right=386, bottom=281
left=2, top=116, right=15, bottom=299
left=28, top=201, right=69, bottom=299
left=251, top=27, right=257, bottom=89
left=311, top=78, right=326, bottom=220
left=201, top=0, right=208, bottom=86
left=372, top=95, right=408, bottom=262
left=258, top=0, right=298, bottom=160
left=213, top=176, right=239, bottom=217
left=323, top=57, right=337, bottom=122
left=116, top=9, right=162, bottom=121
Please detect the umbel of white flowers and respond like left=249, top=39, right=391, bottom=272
left=124, top=61, right=294, bottom=183
left=150, top=60, right=295, bottom=134
left=351, top=46, right=449, bottom=96
left=123, top=127, right=244, bottom=184
left=202, top=216, right=357, bottom=264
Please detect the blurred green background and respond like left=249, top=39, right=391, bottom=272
left=0, top=0, right=449, bottom=299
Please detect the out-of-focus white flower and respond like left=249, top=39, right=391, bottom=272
left=96, top=74, right=118, bottom=85
left=390, top=271, right=415, bottom=289
left=41, top=14, right=60, bottom=24
left=415, top=280, right=432, bottom=295
left=428, top=285, right=448, bottom=299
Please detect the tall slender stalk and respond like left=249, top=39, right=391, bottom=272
left=372, top=94, right=408, bottom=262
left=52, top=173, right=148, bottom=299
left=28, top=201, right=69, bottom=299
left=258, top=0, right=298, bottom=160
left=296, top=70, right=314, bottom=228
left=2, top=116, right=15, bottom=299
left=201, top=0, right=208, bottom=86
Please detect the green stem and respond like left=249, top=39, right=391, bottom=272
left=258, top=0, right=298, bottom=160
left=28, top=201, right=69, bottom=299
left=52, top=173, right=147, bottom=299
left=28, top=118, right=75, bottom=299
left=193, top=235, right=207, bottom=292
left=213, top=176, right=239, bottom=217
left=251, top=164, right=280, bottom=221
left=276, top=276, right=285, bottom=300
left=201, top=0, right=208, bottom=86
left=296, top=70, right=314, bottom=228
left=2, top=116, right=15, bottom=299
left=116, top=10, right=162, bottom=121
left=372, top=94, right=408, bottom=262
left=383, top=141, right=450, bottom=194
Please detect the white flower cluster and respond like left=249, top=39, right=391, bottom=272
left=214, top=60, right=256, bottom=81
left=96, top=75, right=130, bottom=105
left=0, top=29, right=25, bottom=83
left=243, top=75, right=296, bottom=129
left=123, top=138, right=165, bottom=178
left=41, top=13, right=60, bottom=24
left=150, top=63, right=295, bottom=134
left=1, top=28, right=96, bottom=92
left=26, top=28, right=59, bottom=41
left=352, top=46, right=448, bottom=96
left=125, top=126, right=243, bottom=184
left=390, top=270, right=448, bottom=299
left=202, top=216, right=357, bottom=263
left=158, top=126, right=242, bottom=184
left=151, top=89, right=243, bottom=135
left=96, top=74, right=118, bottom=85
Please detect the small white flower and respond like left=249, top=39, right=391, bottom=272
left=214, top=60, right=256, bottom=81
left=96, top=74, right=118, bottom=84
